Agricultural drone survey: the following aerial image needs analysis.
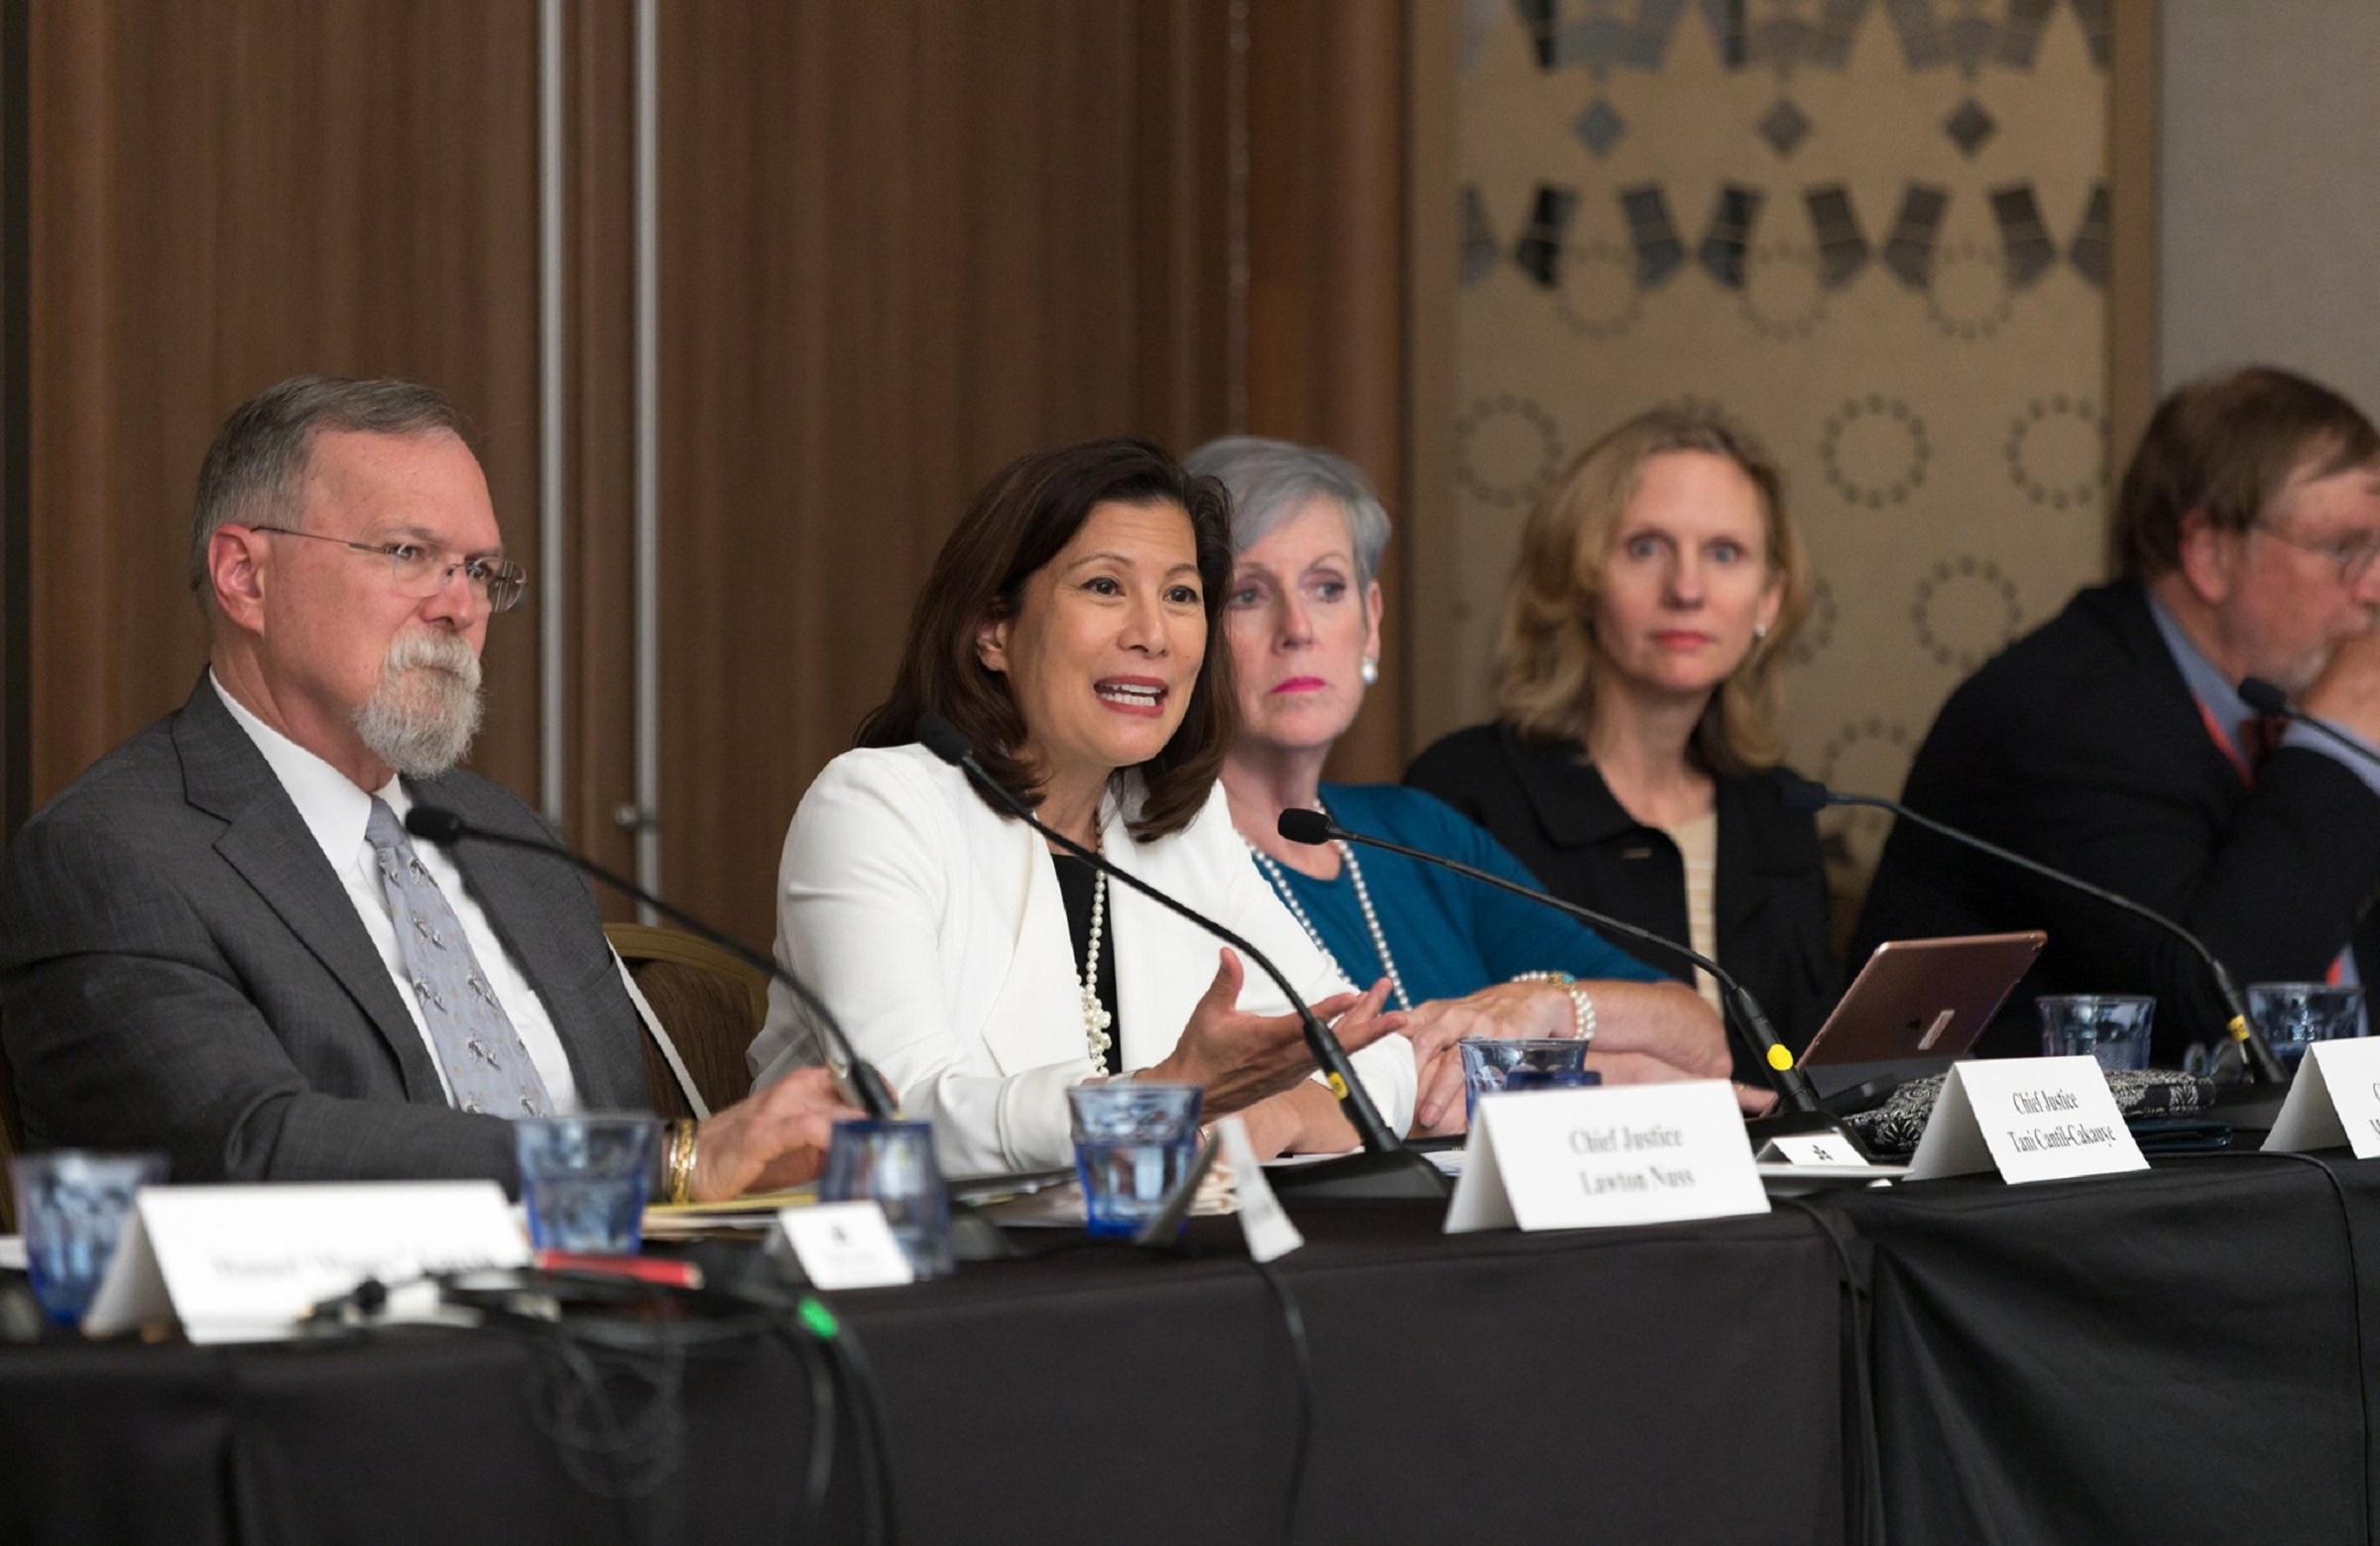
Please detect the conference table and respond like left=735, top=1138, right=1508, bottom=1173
left=3, top=1153, right=2376, bottom=1545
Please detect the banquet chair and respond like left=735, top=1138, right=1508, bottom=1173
left=607, top=923, right=771, bottom=1121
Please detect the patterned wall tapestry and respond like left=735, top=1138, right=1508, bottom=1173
left=1450, top=0, right=2109, bottom=921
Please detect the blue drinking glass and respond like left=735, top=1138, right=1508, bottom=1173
left=2247, top=983, right=2365, bottom=1075
left=513, top=1114, right=660, bottom=1254
left=820, top=1120, right=955, bottom=1279
left=1067, top=1083, right=1203, bottom=1239
left=1458, top=1037, right=1600, bottom=1124
left=11, top=1150, right=169, bottom=1326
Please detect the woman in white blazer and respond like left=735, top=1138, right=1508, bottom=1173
left=751, top=438, right=1412, bottom=1177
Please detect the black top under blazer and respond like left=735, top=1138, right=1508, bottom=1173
left=1404, top=721, right=1840, bottom=1085
left=1851, top=578, right=2380, bottom=1063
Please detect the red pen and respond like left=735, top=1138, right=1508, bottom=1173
left=533, top=1250, right=705, bottom=1290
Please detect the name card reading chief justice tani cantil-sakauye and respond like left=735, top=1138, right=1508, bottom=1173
left=1444, top=1080, right=1768, bottom=1234
left=1905, top=1056, right=2149, bottom=1184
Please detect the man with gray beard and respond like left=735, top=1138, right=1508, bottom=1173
left=0, top=376, right=853, bottom=1198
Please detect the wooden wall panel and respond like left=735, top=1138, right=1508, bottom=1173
left=1246, top=0, right=1410, bottom=783
left=28, top=0, right=541, bottom=806
left=559, top=1, right=638, bottom=891
left=2107, top=0, right=2158, bottom=476
left=654, top=1, right=1237, bottom=948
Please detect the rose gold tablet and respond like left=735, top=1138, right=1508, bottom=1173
left=1798, top=930, right=2048, bottom=1072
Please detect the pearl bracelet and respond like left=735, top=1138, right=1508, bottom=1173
left=1510, top=970, right=1598, bottom=1046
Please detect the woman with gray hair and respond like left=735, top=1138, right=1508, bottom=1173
left=1188, top=435, right=1737, bottom=1133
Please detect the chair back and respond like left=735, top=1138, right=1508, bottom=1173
left=607, top=923, right=771, bottom=1121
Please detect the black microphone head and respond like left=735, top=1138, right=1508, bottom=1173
left=914, top=712, right=975, bottom=768
left=404, top=805, right=468, bottom=845
left=1276, top=808, right=1333, bottom=846
left=2238, top=676, right=2292, bottom=716
left=1776, top=773, right=1833, bottom=815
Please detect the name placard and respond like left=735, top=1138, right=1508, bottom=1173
left=1759, top=1131, right=1872, bottom=1167
left=83, top=1182, right=529, bottom=1343
left=1444, top=1080, right=1767, bottom=1234
left=1218, top=1116, right=1303, bottom=1262
left=1906, top=1057, right=2148, bottom=1184
left=776, top=1201, right=915, bottom=1290
left=2263, top=1038, right=2380, bottom=1158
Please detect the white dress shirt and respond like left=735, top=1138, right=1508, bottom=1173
left=211, top=673, right=581, bottom=1112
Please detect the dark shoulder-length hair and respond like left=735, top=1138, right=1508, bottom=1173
left=856, top=437, right=1239, bottom=842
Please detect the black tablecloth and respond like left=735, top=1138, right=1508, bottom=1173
left=0, top=1203, right=1846, bottom=1546
left=1821, top=1155, right=2375, bottom=1546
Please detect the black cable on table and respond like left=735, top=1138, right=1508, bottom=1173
left=1773, top=1195, right=1888, bottom=1546
left=770, top=1309, right=838, bottom=1544
left=796, top=1295, right=900, bottom=1546
left=1247, top=1258, right=1316, bottom=1546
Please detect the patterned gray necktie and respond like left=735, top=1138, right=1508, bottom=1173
left=365, top=798, right=550, bottom=1117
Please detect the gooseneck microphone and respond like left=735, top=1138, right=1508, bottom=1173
left=914, top=714, right=1447, bottom=1201
left=1275, top=809, right=1861, bottom=1153
left=1780, top=776, right=2289, bottom=1085
left=2239, top=675, right=2380, bottom=771
left=403, top=805, right=899, bottom=1121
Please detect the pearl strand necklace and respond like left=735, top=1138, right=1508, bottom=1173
left=1078, top=867, right=1114, bottom=1073
left=1244, top=823, right=1413, bottom=1012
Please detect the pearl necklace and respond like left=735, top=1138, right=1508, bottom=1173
left=1244, top=821, right=1413, bottom=1012
left=1078, top=867, right=1115, bottom=1073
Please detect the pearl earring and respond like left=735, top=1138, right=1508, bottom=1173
left=1360, top=656, right=1379, bottom=686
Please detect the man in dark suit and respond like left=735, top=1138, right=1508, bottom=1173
left=1853, top=366, right=2380, bottom=1062
left=0, top=376, right=849, bottom=1195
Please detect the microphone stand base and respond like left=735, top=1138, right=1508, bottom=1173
left=1744, top=1107, right=1876, bottom=1163
left=1266, top=1146, right=1454, bottom=1202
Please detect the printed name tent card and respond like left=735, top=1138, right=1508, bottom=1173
left=1444, top=1080, right=1767, bottom=1234
left=82, top=1181, right=530, bottom=1343
left=1217, top=1116, right=1303, bottom=1262
left=1905, top=1057, right=2148, bottom=1184
left=1759, top=1131, right=1872, bottom=1167
left=776, top=1201, right=916, bottom=1290
left=2264, top=1036, right=2380, bottom=1158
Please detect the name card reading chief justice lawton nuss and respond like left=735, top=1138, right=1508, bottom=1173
left=1446, top=1080, right=1768, bottom=1233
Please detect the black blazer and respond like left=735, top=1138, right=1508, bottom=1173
left=1405, top=722, right=1840, bottom=1084
left=1850, top=578, right=2380, bottom=1063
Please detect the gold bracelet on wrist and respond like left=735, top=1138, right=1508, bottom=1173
left=665, top=1118, right=699, bottom=1206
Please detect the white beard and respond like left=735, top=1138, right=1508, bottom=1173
left=351, top=632, right=484, bottom=777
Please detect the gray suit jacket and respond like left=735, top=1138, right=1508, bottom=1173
left=0, top=677, right=650, bottom=1186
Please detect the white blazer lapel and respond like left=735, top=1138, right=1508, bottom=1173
left=971, top=813, right=1091, bottom=1078
left=1104, top=798, right=1227, bottom=1076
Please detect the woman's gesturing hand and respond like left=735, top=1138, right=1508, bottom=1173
left=1136, top=948, right=1403, bottom=1118
left=1401, top=980, right=1580, bottom=1132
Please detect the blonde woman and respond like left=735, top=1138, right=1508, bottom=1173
left=1405, top=409, right=1838, bottom=1079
